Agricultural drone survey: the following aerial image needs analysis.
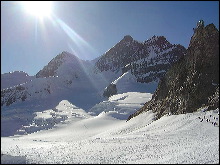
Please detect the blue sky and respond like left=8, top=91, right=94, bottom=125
left=1, top=1, right=219, bottom=76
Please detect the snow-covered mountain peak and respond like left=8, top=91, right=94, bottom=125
left=35, top=51, right=84, bottom=78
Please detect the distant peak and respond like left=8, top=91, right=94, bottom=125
left=59, top=51, right=73, bottom=57
left=144, top=35, right=171, bottom=47
left=4, top=71, right=29, bottom=76
left=54, top=51, right=79, bottom=62
left=149, top=35, right=166, bottom=41
left=61, top=51, right=71, bottom=55
left=122, top=35, right=133, bottom=42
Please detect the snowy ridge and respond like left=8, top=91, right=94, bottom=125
left=1, top=71, right=34, bottom=89
left=1, top=76, right=60, bottom=107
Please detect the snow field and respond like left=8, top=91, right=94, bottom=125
left=15, top=100, right=91, bottom=135
left=89, top=92, right=152, bottom=119
left=1, top=105, right=219, bottom=164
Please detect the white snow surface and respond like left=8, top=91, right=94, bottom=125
left=1, top=96, right=219, bottom=164
left=15, top=100, right=91, bottom=135
left=112, top=71, right=158, bottom=94
left=14, top=93, right=151, bottom=134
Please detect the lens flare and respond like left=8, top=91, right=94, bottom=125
left=20, top=1, right=52, bottom=19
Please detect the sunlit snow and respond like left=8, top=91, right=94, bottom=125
left=1, top=95, right=219, bottom=164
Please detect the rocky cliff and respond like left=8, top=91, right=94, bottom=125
left=127, top=23, right=219, bottom=121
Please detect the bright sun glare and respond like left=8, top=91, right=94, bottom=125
left=21, top=1, right=52, bottom=18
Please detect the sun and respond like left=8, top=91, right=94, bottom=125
left=20, top=1, right=52, bottom=19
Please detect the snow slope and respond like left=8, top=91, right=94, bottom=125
left=1, top=52, right=122, bottom=110
left=1, top=96, right=219, bottom=164
left=1, top=66, right=153, bottom=136
left=112, top=71, right=158, bottom=94
left=9, top=93, right=151, bottom=135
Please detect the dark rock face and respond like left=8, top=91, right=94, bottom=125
left=36, top=53, right=64, bottom=78
left=127, top=23, right=219, bottom=121
left=95, top=35, right=143, bottom=72
left=95, top=35, right=186, bottom=83
left=1, top=86, right=28, bottom=106
left=208, top=86, right=219, bottom=110
left=103, top=84, right=117, bottom=97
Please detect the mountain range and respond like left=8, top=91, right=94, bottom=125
left=1, top=21, right=219, bottom=164
left=1, top=35, right=186, bottom=108
left=1, top=34, right=186, bottom=136
left=1, top=23, right=218, bottom=138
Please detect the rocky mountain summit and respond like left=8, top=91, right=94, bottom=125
left=35, top=52, right=69, bottom=78
left=99, top=35, right=186, bottom=98
left=127, top=22, right=219, bottom=121
left=95, top=35, right=186, bottom=83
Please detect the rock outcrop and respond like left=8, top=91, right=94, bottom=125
left=127, top=23, right=219, bottom=121
left=103, top=84, right=117, bottom=97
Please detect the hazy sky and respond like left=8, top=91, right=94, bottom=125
left=1, top=1, right=219, bottom=76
